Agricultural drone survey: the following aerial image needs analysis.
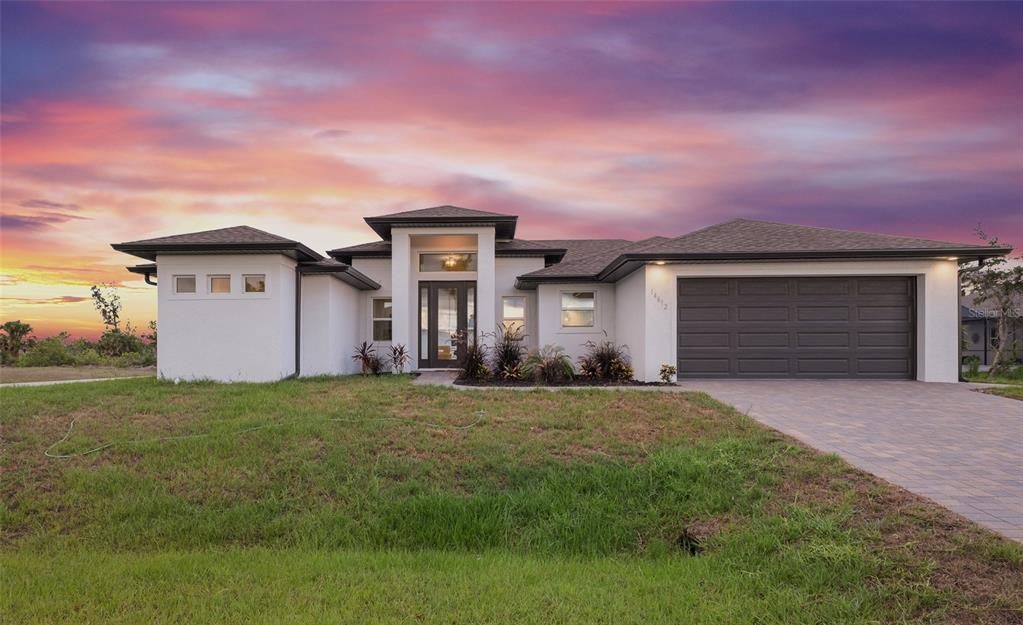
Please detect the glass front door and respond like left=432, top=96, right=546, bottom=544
left=418, top=281, right=476, bottom=369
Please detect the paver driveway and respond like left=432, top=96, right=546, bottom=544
left=677, top=380, right=1023, bottom=542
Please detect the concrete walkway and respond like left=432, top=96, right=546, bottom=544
left=676, top=380, right=1023, bottom=542
left=0, top=376, right=150, bottom=389
left=416, top=372, right=1023, bottom=542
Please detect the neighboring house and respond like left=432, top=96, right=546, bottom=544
left=112, top=205, right=1010, bottom=383
left=961, top=293, right=1022, bottom=366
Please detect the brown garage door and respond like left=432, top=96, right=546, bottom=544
left=677, top=277, right=915, bottom=378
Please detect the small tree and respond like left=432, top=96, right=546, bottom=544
left=90, top=284, right=122, bottom=331
left=961, top=228, right=1023, bottom=375
left=142, top=320, right=158, bottom=348
left=0, top=320, right=35, bottom=364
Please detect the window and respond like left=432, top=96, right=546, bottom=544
left=561, top=291, right=594, bottom=327
left=419, top=253, right=476, bottom=272
left=174, top=275, right=196, bottom=294
left=209, top=275, right=231, bottom=294
left=373, top=298, right=392, bottom=342
left=502, top=296, right=526, bottom=337
left=244, top=274, right=266, bottom=293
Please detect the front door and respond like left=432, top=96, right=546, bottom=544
left=419, top=281, right=476, bottom=369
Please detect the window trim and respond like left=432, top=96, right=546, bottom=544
left=418, top=251, right=478, bottom=273
left=559, top=290, right=596, bottom=328
left=243, top=274, right=267, bottom=294
left=371, top=297, right=393, bottom=343
left=173, top=274, right=197, bottom=295
left=501, top=295, right=527, bottom=336
left=208, top=274, right=231, bottom=295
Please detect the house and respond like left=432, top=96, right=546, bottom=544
left=112, top=205, right=1011, bottom=383
left=961, top=292, right=1022, bottom=366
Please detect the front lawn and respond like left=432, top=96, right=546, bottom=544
left=965, top=371, right=1023, bottom=401
left=2, top=376, right=1020, bottom=624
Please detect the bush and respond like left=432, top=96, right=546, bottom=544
left=460, top=335, right=490, bottom=382
left=523, top=345, right=574, bottom=384
left=97, top=329, right=146, bottom=357
left=578, top=338, right=632, bottom=382
left=388, top=344, right=410, bottom=374
left=659, top=364, right=677, bottom=384
left=17, top=333, right=75, bottom=367
left=352, top=342, right=385, bottom=375
left=492, top=325, right=527, bottom=380
left=963, top=356, right=981, bottom=378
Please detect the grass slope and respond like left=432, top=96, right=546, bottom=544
left=2, top=376, right=1020, bottom=624
left=0, top=365, right=155, bottom=384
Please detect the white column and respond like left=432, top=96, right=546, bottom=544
left=917, top=260, right=960, bottom=383
left=476, top=229, right=497, bottom=346
left=391, top=230, right=412, bottom=362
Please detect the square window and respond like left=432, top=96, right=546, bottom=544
left=174, top=275, right=196, bottom=294
left=373, top=298, right=392, bottom=319
left=244, top=274, right=266, bottom=293
left=561, top=291, right=594, bottom=327
left=209, top=275, right=231, bottom=294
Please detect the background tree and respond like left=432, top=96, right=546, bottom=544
left=90, top=284, right=122, bottom=331
left=0, top=320, right=35, bottom=364
left=960, top=228, right=1023, bottom=375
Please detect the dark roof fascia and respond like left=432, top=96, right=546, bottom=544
left=328, top=246, right=568, bottom=265
left=297, top=263, right=381, bottom=290
left=514, top=275, right=603, bottom=290
left=596, top=247, right=1014, bottom=282
left=111, top=241, right=324, bottom=262
left=364, top=215, right=518, bottom=240
left=515, top=246, right=1014, bottom=288
left=126, top=263, right=157, bottom=275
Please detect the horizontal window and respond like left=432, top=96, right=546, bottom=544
left=561, top=291, right=594, bottom=327
left=244, top=274, right=266, bottom=293
left=373, top=298, right=392, bottom=341
left=419, top=253, right=476, bottom=272
left=209, top=275, right=231, bottom=294
left=174, top=275, right=196, bottom=294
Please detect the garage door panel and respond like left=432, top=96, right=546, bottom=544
left=677, top=277, right=914, bottom=379
left=797, top=332, right=850, bottom=347
left=737, top=332, right=789, bottom=348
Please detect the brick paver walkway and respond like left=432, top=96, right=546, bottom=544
left=677, top=380, right=1023, bottom=542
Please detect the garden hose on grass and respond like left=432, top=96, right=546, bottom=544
left=44, top=411, right=486, bottom=459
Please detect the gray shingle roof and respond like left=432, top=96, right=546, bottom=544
left=118, top=225, right=297, bottom=246
left=641, top=219, right=993, bottom=255
left=367, top=205, right=515, bottom=220
left=962, top=292, right=1022, bottom=319
left=112, top=225, right=322, bottom=261
left=519, top=237, right=667, bottom=278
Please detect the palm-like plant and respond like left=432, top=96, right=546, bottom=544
left=522, top=345, right=574, bottom=384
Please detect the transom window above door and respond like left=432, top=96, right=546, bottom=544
left=419, top=253, right=476, bottom=272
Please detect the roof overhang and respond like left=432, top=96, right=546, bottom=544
left=515, top=246, right=1014, bottom=289
left=297, top=262, right=381, bottom=290
left=111, top=241, right=323, bottom=262
left=364, top=215, right=518, bottom=240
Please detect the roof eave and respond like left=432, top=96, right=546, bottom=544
left=111, top=242, right=324, bottom=262
left=297, top=263, right=381, bottom=290
left=364, top=216, right=518, bottom=240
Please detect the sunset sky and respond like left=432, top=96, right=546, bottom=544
left=2, top=1, right=1021, bottom=339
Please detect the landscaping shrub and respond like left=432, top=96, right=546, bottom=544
left=388, top=344, right=410, bottom=374
left=578, top=338, right=632, bottom=382
left=963, top=356, right=981, bottom=378
left=660, top=364, right=677, bottom=384
left=492, top=325, right=526, bottom=380
left=460, top=334, right=490, bottom=381
left=353, top=342, right=385, bottom=375
left=523, top=344, right=574, bottom=384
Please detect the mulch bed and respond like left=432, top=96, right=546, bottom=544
left=455, top=378, right=673, bottom=388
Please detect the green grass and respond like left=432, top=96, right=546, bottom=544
left=0, top=365, right=155, bottom=384
left=2, top=376, right=1020, bottom=624
left=964, top=370, right=1023, bottom=400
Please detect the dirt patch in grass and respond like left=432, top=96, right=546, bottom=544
left=0, top=366, right=155, bottom=384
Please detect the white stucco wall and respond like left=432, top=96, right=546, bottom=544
left=155, top=253, right=297, bottom=382
left=299, top=274, right=360, bottom=376
left=622, top=259, right=961, bottom=383
left=614, top=269, right=647, bottom=378
left=536, top=283, right=617, bottom=363
left=494, top=257, right=544, bottom=348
